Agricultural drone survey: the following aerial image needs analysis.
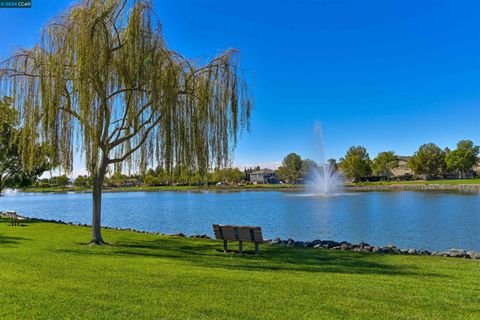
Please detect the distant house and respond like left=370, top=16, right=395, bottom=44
left=391, top=156, right=413, bottom=177
left=249, top=169, right=279, bottom=184
left=474, top=159, right=480, bottom=175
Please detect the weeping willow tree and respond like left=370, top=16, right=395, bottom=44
left=0, top=0, right=252, bottom=244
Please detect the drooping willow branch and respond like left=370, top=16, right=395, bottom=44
left=0, top=0, right=253, bottom=177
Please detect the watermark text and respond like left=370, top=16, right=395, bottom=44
left=0, top=1, right=32, bottom=8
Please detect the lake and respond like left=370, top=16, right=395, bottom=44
left=1, top=190, right=479, bottom=251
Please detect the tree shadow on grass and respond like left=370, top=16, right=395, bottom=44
left=0, top=235, right=29, bottom=245
left=58, top=237, right=447, bottom=278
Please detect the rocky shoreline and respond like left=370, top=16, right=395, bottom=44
left=268, top=238, right=480, bottom=259
left=15, top=216, right=480, bottom=260
left=347, top=184, right=480, bottom=192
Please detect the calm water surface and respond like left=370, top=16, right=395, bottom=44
left=1, top=190, right=479, bottom=251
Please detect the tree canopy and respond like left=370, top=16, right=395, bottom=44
left=408, top=143, right=446, bottom=177
left=327, top=158, right=338, bottom=172
left=277, top=153, right=303, bottom=183
left=300, top=159, right=317, bottom=177
left=445, top=140, right=479, bottom=178
left=0, top=0, right=252, bottom=243
left=339, top=146, right=372, bottom=181
left=372, top=151, right=399, bottom=179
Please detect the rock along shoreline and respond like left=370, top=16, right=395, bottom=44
left=346, top=184, right=480, bottom=192
left=16, top=216, right=480, bottom=260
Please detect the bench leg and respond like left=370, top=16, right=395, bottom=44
left=223, top=240, right=228, bottom=253
left=239, top=241, right=243, bottom=255
left=255, top=242, right=260, bottom=255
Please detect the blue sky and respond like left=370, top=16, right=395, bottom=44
left=1, top=0, right=479, bottom=174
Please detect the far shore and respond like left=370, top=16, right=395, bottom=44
left=18, top=184, right=302, bottom=194
left=14, top=179, right=480, bottom=194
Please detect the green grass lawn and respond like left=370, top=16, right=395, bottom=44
left=0, top=221, right=479, bottom=319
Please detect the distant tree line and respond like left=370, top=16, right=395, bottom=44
left=36, top=139, right=480, bottom=188
left=338, top=140, right=480, bottom=181
left=35, top=166, right=246, bottom=189
left=272, top=140, right=480, bottom=184
left=140, top=166, right=244, bottom=186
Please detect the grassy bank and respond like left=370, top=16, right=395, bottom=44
left=20, top=179, right=480, bottom=194
left=21, top=183, right=300, bottom=193
left=0, top=221, right=479, bottom=319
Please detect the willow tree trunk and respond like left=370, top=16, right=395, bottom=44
left=91, top=157, right=108, bottom=244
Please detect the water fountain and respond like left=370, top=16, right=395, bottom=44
left=306, top=163, right=343, bottom=195
left=305, top=123, right=344, bottom=195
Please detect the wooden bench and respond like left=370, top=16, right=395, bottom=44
left=213, top=224, right=265, bottom=255
left=6, top=211, right=20, bottom=226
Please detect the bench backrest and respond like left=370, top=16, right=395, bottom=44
left=213, top=224, right=263, bottom=243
